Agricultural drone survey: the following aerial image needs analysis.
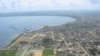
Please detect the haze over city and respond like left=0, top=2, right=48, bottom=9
left=0, top=0, right=100, bottom=56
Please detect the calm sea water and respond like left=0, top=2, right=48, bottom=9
left=0, top=16, right=75, bottom=48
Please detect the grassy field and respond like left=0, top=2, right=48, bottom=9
left=67, top=53, right=75, bottom=56
left=42, top=49, right=55, bottom=56
left=0, top=50, right=21, bottom=56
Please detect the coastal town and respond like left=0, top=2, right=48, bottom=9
left=1, top=14, right=100, bottom=56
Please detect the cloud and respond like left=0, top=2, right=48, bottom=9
left=0, top=2, right=3, bottom=8
left=0, top=0, right=100, bottom=12
left=90, top=0, right=100, bottom=4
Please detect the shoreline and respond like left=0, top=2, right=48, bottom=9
left=3, top=16, right=77, bottom=49
left=4, top=33, right=23, bottom=49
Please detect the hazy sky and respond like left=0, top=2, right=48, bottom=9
left=0, top=0, right=100, bottom=12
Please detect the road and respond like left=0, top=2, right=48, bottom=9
left=59, top=33, right=69, bottom=56
left=77, top=42, right=90, bottom=56
left=59, top=33, right=68, bottom=48
left=21, top=33, right=38, bottom=56
left=50, top=31, right=55, bottom=40
left=88, top=31, right=99, bottom=39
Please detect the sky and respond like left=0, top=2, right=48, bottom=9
left=0, top=0, right=100, bottom=12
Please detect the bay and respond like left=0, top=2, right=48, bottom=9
left=0, top=16, right=75, bottom=48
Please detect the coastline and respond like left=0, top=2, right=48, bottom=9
left=3, top=16, right=77, bottom=49
left=4, top=33, right=23, bottom=49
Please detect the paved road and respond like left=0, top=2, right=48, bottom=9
left=59, top=33, right=68, bottom=56
left=77, top=42, right=90, bottom=56
left=21, top=33, right=38, bottom=56
left=50, top=31, right=55, bottom=40
left=60, top=33, right=91, bottom=56
left=88, top=31, right=99, bottom=39
left=59, top=33, right=68, bottom=48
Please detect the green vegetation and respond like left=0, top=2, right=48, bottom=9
left=0, top=50, right=23, bottom=56
left=42, top=49, right=55, bottom=56
left=0, top=50, right=17, bottom=56
left=54, top=33, right=60, bottom=38
left=42, top=38, right=54, bottom=48
left=14, top=50, right=23, bottom=56
left=88, top=48, right=97, bottom=55
left=64, top=23, right=96, bottom=30
left=94, top=41, right=100, bottom=45
left=67, top=53, right=75, bottom=56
